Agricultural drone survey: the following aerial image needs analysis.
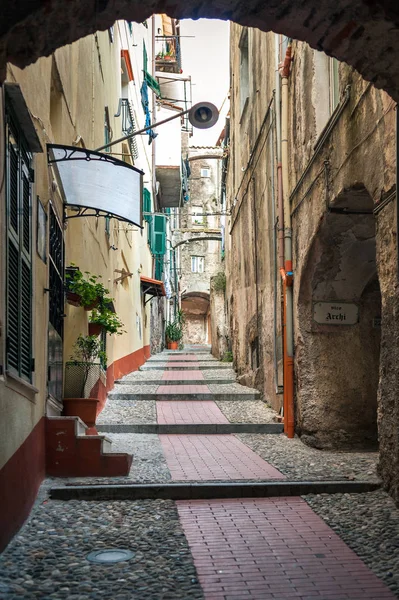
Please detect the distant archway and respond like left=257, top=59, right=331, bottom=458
left=181, top=292, right=210, bottom=345
left=2, top=2, right=399, bottom=101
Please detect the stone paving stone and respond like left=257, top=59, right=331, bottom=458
left=237, top=434, right=379, bottom=481
left=97, top=400, right=156, bottom=424
left=215, top=400, right=277, bottom=424
left=207, top=383, right=261, bottom=396
left=202, top=369, right=236, bottom=381
left=176, top=497, right=396, bottom=600
left=157, top=401, right=229, bottom=425
left=162, top=370, right=205, bottom=381
left=304, top=490, right=399, bottom=597
left=0, top=499, right=203, bottom=599
left=109, top=384, right=159, bottom=396
left=159, top=434, right=286, bottom=481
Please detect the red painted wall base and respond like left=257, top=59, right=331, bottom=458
left=0, top=418, right=45, bottom=552
left=0, top=345, right=149, bottom=552
left=93, top=345, right=151, bottom=415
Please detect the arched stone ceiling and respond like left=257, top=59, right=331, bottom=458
left=1, top=1, right=399, bottom=100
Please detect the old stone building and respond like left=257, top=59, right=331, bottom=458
left=175, top=146, right=223, bottom=345
left=226, top=25, right=398, bottom=500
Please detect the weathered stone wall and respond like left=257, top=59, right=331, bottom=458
left=178, top=146, right=223, bottom=345
left=226, top=25, right=283, bottom=406
left=227, top=25, right=399, bottom=500
left=210, top=277, right=228, bottom=359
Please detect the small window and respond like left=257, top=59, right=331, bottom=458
left=201, top=168, right=210, bottom=178
left=191, top=256, right=205, bottom=273
left=108, top=26, right=114, bottom=43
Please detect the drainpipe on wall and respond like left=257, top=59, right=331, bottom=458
left=279, top=39, right=295, bottom=438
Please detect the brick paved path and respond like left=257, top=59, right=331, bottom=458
left=177, top=498, right=395, bottom=600
left=159, top=434, right=286, bottom=480
left=162, top=369, right=205, bottom=381
left=157, top=400, right=229, bottom=424
left=157, top=383, right=211, bottom=395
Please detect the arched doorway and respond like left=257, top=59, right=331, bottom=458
left=2, top=2, right=399, bottom=102
left=296, top=188, right=381, bottom=450
left=181, top=292, right=211, bottom=345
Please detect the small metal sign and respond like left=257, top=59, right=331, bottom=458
left=313, top=302, right=359, bottom=325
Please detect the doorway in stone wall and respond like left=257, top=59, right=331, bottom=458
left=296, top=188, right=381, bottom=450
left=181, top=292, right=210, bottom=345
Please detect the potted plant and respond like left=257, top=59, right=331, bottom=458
left=165, top=320, right=183, bottom=350
left=89, top=307, right=126, bottom=336
left=65, top=265, right=112, bottom=310
left=63, top=335, right=107, bottom=430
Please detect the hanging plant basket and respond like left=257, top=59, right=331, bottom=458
left=88, top=322, right=104, bottom=336
left=66, top=290, right=82, bottom=307
left=84, top=299, right=100, bottom=311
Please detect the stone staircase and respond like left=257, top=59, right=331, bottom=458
left=46, top=417, right=132, bottom=477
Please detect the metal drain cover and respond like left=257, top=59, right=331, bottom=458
left=86, top=549, right=135, bottom=564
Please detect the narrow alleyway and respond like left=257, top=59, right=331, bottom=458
left=1, top=347, right=399, bottom=599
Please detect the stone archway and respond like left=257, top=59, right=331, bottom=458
left=181, top=292, right=210, bottom=345
left=2, top=2, right=399, bottom=101
left=296, top=189, right=381, bottom=450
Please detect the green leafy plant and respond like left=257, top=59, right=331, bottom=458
left=213, top=272, right=226, bottom=292
left=67, top=335, right=107, bottom=396
left=221, top=350, right=233, bottom=362
left=65, top=265, right=112, bottom=308
left=165, top=321, right=183, bottom=342
left=89, top=307, right=126, bottom=335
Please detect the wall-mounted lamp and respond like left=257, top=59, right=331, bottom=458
left=96, top=102, right=219, bottom=152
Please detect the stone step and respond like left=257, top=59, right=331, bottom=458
left=108, top=391, right=260, bottom=401
left=140, top=364, right=233, bottom=371
left=97, top=423, right=283, bottom=434
left=115, top=378, right=235, bottom=386
left=46, top=417, right=132, bottom=477
left=50, top=480, right=381, bottom=501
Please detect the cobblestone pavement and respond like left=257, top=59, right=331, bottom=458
left=215, top=400, right=277, bottom=423
left=304, top=490, right=399, bottom=597
left=0, top=499, right=203, bottom=599
left=237, top=433, right=379, bottom=481
left=2, top=348, right=398, bottom=600
left=97, top=400, right=156, bottom=424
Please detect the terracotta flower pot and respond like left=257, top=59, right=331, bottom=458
left=169, top=341, right=178, bottom=350
left=63, top=397, right=99, bottom=428
left=84, top=299, right=100, bottom=311
left=66, top=291, right=82, bottom=307
left=88, top=322, right=103, bottom=336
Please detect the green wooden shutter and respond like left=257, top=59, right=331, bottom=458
left=151, top=215, right=166, bottom=255
left=6, top=117, right=33, bottom=382
left=143, top=41, right=148, bottom=73
left=155, top=256, right=163, bottom=281
left=143, top=188, right=151, bottom=223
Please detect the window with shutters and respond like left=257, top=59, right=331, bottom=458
left=191, top=256, right=205, bottom=273
left=5, top=110, right=33, bottom=382
left=150, top=214, right=166, bottom=255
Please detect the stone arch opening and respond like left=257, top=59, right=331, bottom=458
left=2, top=2, right=399, bottom=101
left=181, top=292, right=211, bottom=345
left=296, top=188, right=381, bottom=450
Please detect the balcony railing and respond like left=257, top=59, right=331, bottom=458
left=114, top=98, right=139, bottom=160
left=155, top=36, right=182, bottom=73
